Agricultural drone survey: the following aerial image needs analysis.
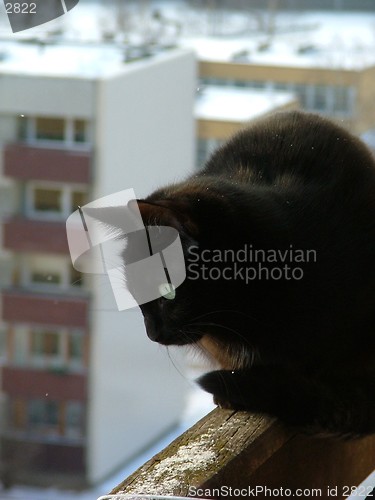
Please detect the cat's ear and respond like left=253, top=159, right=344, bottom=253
left=80, top=205, right=138, bottom=236
left=82, top=200, right=197, bottom=237
left=130, top=199, right=198, bottom=237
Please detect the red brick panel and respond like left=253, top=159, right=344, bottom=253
left=4, top=144, right=91, bottom=183
left=2, top=291, right=89, bottom=328
left=3, top=218, right=69, bottom=254
left=2, top=367, right=87, bottom=401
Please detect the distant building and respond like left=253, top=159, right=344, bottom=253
left=0, top=43, right=195, bottom=487
left=182, top=12, right=375, bottom=135
left=195, top=85, right=298, bottom=167
left=189, top=0, right=375, bottom=11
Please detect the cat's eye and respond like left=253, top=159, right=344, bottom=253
left=158, top=283, right=176, bottom=300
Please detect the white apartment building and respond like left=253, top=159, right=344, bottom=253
left=0, top=41, right=196, bottom=487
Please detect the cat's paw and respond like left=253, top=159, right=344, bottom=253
left=213, top=395, right=237, bottom=410
left=198, top=369, right=247, bottom=411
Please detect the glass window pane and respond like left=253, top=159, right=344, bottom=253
left=74, top=119, right=87, bottom=142
left=70, top=266, right=83, bottom=287
left=45, top=332, right=59, bottom=356
left=31, top=330, right=59, bottom=356
left=45, top=401, right=59, bottom=426
left=65, top=401, right=85, bottom=439
left=27, top=400, right=59, bottom=434
left=34, top=188, right=62, bottom=212
left=31, top=272, right=61, bottom=285
left=69, top=333, right=83, bottom=360
left=31, top=331, right=44, bottom=356
left=71, top=191, right=86, bottom=213
left=11, top=399, right=27, bottom=430
left=313, top=84, right=328, bottom=111
left=36, top=118, right=64, bottom=141
left=294, top=84, right=309, bottom=107
left=28, top=399, right=44, bottom=426
left=333, top=86, right=350, bottom=113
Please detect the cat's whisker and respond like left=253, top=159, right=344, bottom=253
left=183, top=329, right=221, bottom=367
left=189, top=321, right=254, bottom=349
left=187, top=309, right=272, bottom=328
left=165, top=347, right=193, bottom=385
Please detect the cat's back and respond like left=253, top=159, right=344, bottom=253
left=202, top=110, right=375, bottom=189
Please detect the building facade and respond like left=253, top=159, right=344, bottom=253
left=198, top=60, right=375, bottom=134
left=0, top=45, right=195, bottom=487
left=179, top=12, right=375, bottom=137
left=195, top=84, right=298, bottom=167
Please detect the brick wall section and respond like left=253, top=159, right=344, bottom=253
left=2, top=367, right=87, bottom=400
left=4, top=143, right=91, bottom=183
left=3, top=217, right=69, bottom=254
left=1, top=291, right=89, bottom=328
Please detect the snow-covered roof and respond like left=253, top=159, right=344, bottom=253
left=0, top=39, right=187, bottom=79
left=1, top=6, right=375, bottom=79
left=195, top=85, right=296, bottom=122
left=0, top=2, right=181, bottom=79
left=0, top=41, right=125, bottom=79
left=180, top=12, right=375, bottom=70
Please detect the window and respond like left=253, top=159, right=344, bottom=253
left=25, top=255, right=65, bottom=290
left=31, top=271, right=61, bottom=285
left=33, top=188, right=62, bottom=213
left=31, top=330, right=60, bottom=357
left=295, top=84, right=356, bottom=116
left=74, top=119, right=87, bottom=143
left=26, top=183, right=88, bottom=220
left=28, top=400, right=60, bottom=437
left=70, top=265, right=83, bottom=287
left=196, top=138, right=222, bottom=169
left=71, top=190, right=87, bottom=213
left=8, top=325, right=85, bottom=371
left=65, top=401, right=85, bottom=439
left=8, top=398, right=85, bottom=441
left=9, top=399, right=27, bottom=431
left=30, top=329, right=63, bottom=369
left=333, top=85, right=355, bottom=115
left=17, top=116, right=90, bottom=145
left=23, top=254, right=84, bottom=291
left=274, top=82, right=289, bottom=91
left=313, top=84, right=329, bottom=112
left=68, top=330, right=85, bottom=371
left=68, top=332, right=84, bottom=361
left=292, top=84, right=310, bottom=108
left=36, top=118, right=65, bottom=141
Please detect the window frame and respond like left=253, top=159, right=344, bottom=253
left=19, top=116, right=92, bottom=149
left=25, top=181, right=87, bottom=221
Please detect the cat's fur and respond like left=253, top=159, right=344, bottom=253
left=110, top=111, right=375, bottom=435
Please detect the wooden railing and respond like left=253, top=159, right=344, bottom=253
left=109, top=408, right=375, bottom=499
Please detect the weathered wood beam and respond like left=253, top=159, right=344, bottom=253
left=110, top=406, right=375, bottom=499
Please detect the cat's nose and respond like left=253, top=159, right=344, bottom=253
left=144, top=316, right=163, bottom=343
left=144, top=316, right=174, bottom=344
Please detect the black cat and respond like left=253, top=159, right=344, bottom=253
left=99, top=111, right=375, bottom=436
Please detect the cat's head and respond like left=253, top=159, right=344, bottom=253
left=87, top=180, right=277, bottom=368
